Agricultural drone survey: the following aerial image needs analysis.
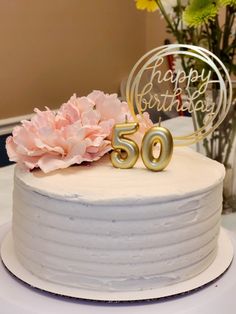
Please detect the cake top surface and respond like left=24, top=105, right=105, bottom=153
left=15, top=147, right=225, bottom=205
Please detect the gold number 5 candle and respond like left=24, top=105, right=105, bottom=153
left=111, top=122, right=139, bottom=169
left=141, top=126, right=173, bottom=171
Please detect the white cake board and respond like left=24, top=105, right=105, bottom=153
left=0, top=228, right=234, bottom=302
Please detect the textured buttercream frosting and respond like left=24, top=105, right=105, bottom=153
left=12, top=147, right=225, bottom=291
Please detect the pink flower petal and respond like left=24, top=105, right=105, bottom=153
left=5, top=91, right=152, bottom=173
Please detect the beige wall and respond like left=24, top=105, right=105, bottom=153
left=146, top=11, right=170, bottom=50
left=0, top=0, right=151, bottom=119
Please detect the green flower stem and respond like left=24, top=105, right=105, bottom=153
left=214, top=15, right=222, bottom=54
left=177, top=0, right=182, bottom=20
left=155, top=0, right=179, bottom=40
left=220, top=6, right=236, bottom=75
left=209, top=17, right=221, bottom=59
left=227, top=12, right=236, bottom=75
left=177, top=0, right=181, bottom=8
left=176, top=0, right=183, bottom=36
left=222, top=6, right=230, bottom=51
left=204, top=22, right=212, bottom=51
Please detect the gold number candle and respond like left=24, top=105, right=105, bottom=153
left=141, top=126, right=173, bottom=171
left=111, top=122, right=139, bottom=169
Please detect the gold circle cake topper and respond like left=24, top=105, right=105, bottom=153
left=126, top=44, right=232, bottom=146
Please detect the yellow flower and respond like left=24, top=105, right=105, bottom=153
left=135, top=0, right=158, bottom=12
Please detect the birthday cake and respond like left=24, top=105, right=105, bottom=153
left=11, top=146, right=224, bottom=292
left=3, top=85, right=226, bottom=294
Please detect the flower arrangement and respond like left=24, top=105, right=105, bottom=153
left=135, top=0, right=236, bottom=168
left=6, top=91, right=152, bottom=173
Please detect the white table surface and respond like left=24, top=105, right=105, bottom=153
left=1, top=116, right=236, bottom=313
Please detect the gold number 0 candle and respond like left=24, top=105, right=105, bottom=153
left=111, top=122, right=139, bottom=169
left=141, top=126, right=173, bottom=171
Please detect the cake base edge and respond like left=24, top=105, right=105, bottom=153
left=0, top=228, right=234, bottom=302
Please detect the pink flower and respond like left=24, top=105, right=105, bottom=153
left=6, top=91, right=153, bottom=173
left=88, top=90, right=131, bottom=123
left=87, top=90, right=153, bottom=144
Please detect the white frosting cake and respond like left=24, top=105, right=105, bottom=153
left=12, top=147, right=225, bottom=292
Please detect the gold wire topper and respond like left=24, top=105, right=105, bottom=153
left=126, top=44, right=232, bottom=146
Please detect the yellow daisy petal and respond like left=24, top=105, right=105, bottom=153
left=135, top=0, right=158, bottom=12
